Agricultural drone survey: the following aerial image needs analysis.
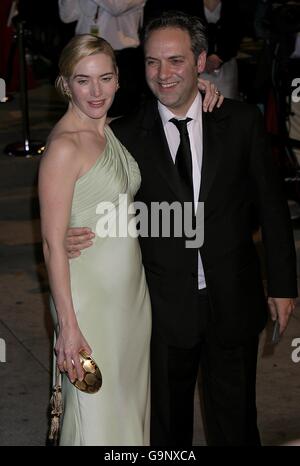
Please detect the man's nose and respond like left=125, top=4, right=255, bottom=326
left=158, top=62, right=171, bottom=80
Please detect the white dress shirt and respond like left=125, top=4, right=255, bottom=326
left=158, top=93, right=206, bottom=289
left=58, top=0, right=146, bottom=50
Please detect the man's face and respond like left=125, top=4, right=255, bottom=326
left=145, top=27, right=206, bottom=116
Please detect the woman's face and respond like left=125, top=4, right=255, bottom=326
left=67, top=53, right=118, bottom=120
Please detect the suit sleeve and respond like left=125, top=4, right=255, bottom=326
left=249, top=106, right=298, bottom=297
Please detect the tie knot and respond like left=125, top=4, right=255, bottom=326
left=170, top=118, right=192, bottom=134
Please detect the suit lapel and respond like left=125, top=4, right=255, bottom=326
left=200, top=107, right=229, bottom=202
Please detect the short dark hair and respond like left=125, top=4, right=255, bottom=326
left=143, top=10, right=208, bottom=61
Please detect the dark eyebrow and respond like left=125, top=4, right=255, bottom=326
left=145, top=55, right=184, bottom=61
left=168, top=55, right=184, bottom=60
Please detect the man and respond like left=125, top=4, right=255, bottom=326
left=66, top=12, right=297, bottom=446
left=144, top=1, right=244, bottom=99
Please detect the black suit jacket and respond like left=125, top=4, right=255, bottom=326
left=110, top=98, right=297, bottom=347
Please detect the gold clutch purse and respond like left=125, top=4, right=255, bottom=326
left=73, top=350, right=102, bottom=394
left=49, top=351, right=102, bottom=444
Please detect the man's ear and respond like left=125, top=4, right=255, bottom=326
left=197, top=51, right=207, bottom=74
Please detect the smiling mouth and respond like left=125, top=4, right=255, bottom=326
left=158, top=82, right=178, bottom=89
left=88, top=100, right=105, bottom=107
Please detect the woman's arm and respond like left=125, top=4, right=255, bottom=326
left=38, top=137, right=91, bottom=382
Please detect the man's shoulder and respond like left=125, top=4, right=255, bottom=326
left=217, top=98, right=262, bottom=121
left=110, top=98, right=157, bottom=135
left=109, top=113, right=139, bottom=133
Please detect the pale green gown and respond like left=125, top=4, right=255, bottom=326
left=50, top=126, right=151, bottom=446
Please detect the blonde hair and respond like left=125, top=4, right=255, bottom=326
left=55, top=34, right=117, bottom=100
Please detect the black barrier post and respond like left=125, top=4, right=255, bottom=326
left=4, top=19, right=44, bottom=157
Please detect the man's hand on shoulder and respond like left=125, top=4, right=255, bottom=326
left=66, top=227, right=95, bottom=258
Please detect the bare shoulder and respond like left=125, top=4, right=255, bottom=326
left=40, top=124, right=82, bottom=175
left=44, top=129, right=78, bottom=158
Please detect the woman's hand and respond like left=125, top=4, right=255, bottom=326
left=55, top=323, right=92, bottom=383
left=198, top=77, right=224, bottom=112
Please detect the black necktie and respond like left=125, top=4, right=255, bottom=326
left=170, top=118, right=194, bottom=202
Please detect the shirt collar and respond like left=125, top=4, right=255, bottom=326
left=158, top=92, right=202, bottom=126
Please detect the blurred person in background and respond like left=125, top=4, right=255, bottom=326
left=195, top=0, right=243, bottom=99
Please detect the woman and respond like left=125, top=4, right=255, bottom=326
left=39, top=34, right=221, bottom=446
left=39, top=34, right=151, bottom=446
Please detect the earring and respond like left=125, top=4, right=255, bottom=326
left=64, top=87, right=72, bottom=99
